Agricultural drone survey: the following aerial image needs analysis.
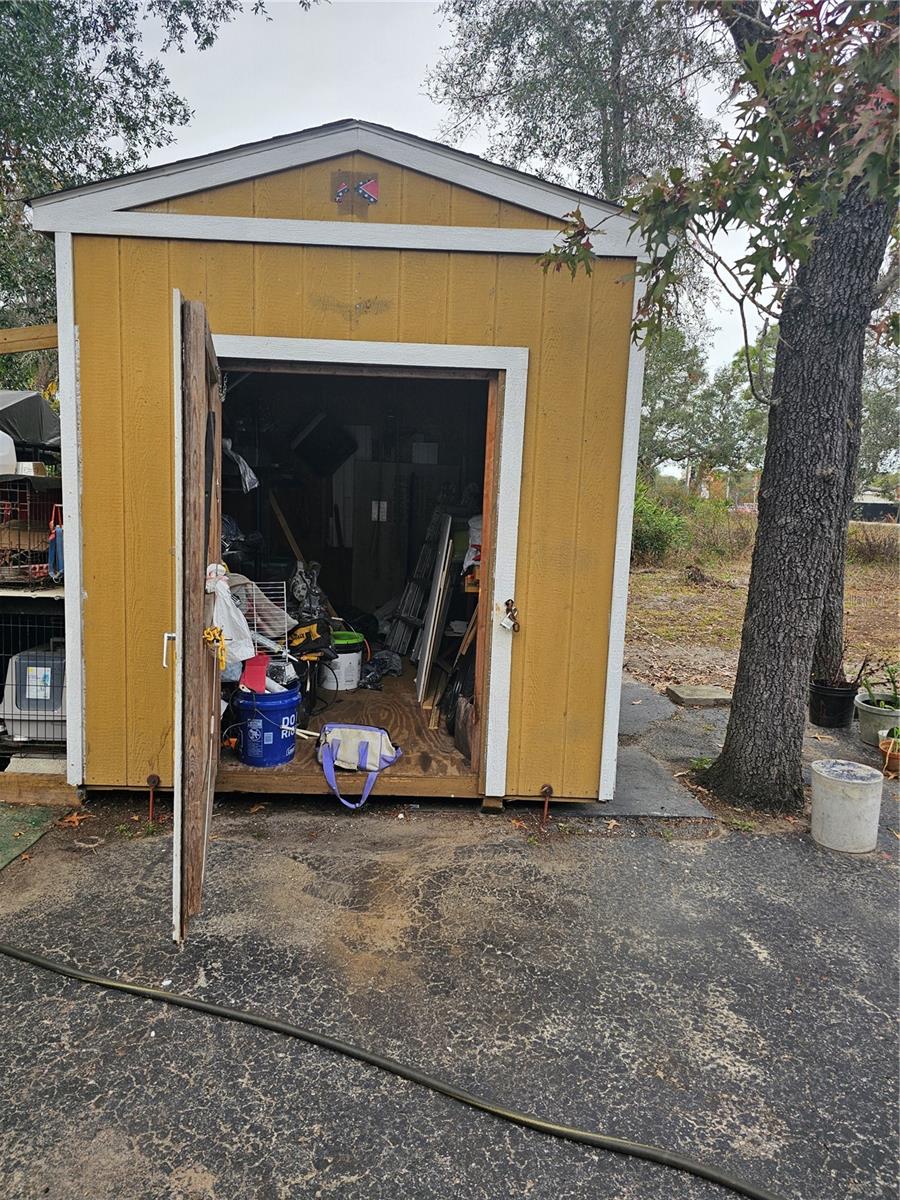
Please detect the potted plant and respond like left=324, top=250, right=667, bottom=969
left=855, top=664, right=900, bottom=746
left=879, top=726, right=900, bottom=776
left=809, top=652, right=866, bottom=729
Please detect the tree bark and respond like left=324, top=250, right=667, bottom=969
left=705, top=183, right=892, bottom=811
left=812, top=539, right=847, bottom=683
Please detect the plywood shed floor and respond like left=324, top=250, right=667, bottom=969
left=217, top=667, right=477, bottom=798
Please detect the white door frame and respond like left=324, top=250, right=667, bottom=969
left=213, top=333, right=529, bottom=798
left=54, top=233, right=85, bottom=787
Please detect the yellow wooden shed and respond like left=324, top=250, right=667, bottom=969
left=28, top=120, right=645, bottom=868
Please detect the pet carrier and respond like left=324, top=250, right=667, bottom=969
left=0, top=639, right=67, bottom=742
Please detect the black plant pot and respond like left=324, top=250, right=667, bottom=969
left=809, top=681, right=857, bottom=728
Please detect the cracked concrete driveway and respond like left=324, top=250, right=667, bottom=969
left=0, top=690, right=897, bottom=1200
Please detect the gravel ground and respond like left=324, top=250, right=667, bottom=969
left=0, top=698, right=896, bottom=1200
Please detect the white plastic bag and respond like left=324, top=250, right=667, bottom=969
left=206, top=564, right=255, bottom=669
left=222, top=438, right=259, bottom=493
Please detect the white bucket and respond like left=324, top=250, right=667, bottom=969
left=319, top=647, right=362, bottom=691
left=810, top=759, right=883, bottom=854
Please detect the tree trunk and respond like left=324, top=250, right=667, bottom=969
left=812, top=344, right=867, bottom=683
left=705, top=184, right=891, bottom=812
left=812, top=540, right=847, bottom=684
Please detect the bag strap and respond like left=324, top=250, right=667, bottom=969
left=320, top=738, right=380, bottom=811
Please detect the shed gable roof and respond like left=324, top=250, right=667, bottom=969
left=30, top=119, right=621, bottom=227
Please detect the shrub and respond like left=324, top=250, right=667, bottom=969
left=846, top=519, right=900, bottom=566
left=684, top=502, right=756, bottom=560
left=631, top=481, right=686, bottom=563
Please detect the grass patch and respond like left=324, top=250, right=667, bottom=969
left=724, top=815, right=757, bottom=833
left=628, top=559, right=898, bottom=664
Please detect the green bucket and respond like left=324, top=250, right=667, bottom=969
left=333, top=630, right=365, bottom=650
left=320, top=629, right=366, bottom=691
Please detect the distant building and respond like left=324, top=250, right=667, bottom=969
left=851, top=490, right=899, bottom=522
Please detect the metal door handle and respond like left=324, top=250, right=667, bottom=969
left=162, top=632, right=176, bottom=668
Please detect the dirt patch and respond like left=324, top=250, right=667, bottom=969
left=675, top=769, right=809, bottom=835
left=626, top=558, right=898, bottom=691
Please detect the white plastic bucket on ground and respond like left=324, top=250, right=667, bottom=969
left=810, top=759, right=883, bottom=853
left=319, top=631, right=364, bottom=691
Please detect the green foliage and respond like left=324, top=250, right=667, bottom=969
left=628, top=1, right=899, bottom=332
left=429, top=0, right=724, bottom=204
left=858, top=328, right=900, bottom=488
left=432, top=0, right=724, bottom=315
left=638, top=324, right=708, bottom=473
left=636, top=322, right=768, bottom=479
left=683, top=498, right=757, bottom=561
left=541, top=3, right=897, bottom=338
left=0, top=0, right=306, bottom=388
left=846, top=520, right=899, bottom=566
left=631, top=479, right=686, bottom=564
left=862, top=664, right=900, bottom=708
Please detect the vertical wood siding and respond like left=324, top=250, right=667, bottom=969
left=135, top=154, right=552, bottom=229
left=75, top=173, right=633, bottom=795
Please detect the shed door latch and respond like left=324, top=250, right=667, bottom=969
left=162, top=631, right=176, bottom=668
left=500, top=599, right=520, bottom=633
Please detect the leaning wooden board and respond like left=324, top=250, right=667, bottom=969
left=415, top=514, right=453, bottom=704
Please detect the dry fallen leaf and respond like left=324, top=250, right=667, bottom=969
left=57, top=811, right=91, bottom=828
left=606, top=819, right=621, bottom=830
left=19, top=852, right=31, bottom=862
left=13, top=830, right=24, bottom=838
left=510, top=818, right=527, bottom=829
left=811, top=733, right=835, bottom=742
left=249, top=803, right=266, bottom=814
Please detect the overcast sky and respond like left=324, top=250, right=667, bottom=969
left=149, top=0, right=750, bottom=367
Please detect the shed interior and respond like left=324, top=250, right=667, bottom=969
left=216, top=365, right=491, bottom=796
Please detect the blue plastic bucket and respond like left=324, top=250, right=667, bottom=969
left=233, top=686, right=300, bottom=768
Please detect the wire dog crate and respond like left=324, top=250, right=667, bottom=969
left=0, top=480, right=63, bottom=585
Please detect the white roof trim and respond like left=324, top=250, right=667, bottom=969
left=29, top=208, right=642, bottom=258
left=29, top=120, right=631, bottom=244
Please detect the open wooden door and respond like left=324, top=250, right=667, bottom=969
left=171, top=295, right=222, bottom=942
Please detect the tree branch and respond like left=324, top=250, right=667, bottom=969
left=873, top=259, right=899, bottom=304
left=716, top=1, right=776, bottom=62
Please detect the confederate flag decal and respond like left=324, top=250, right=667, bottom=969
left=356, top=178, right=379, bottom=205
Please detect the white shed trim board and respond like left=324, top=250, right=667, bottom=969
left=31, top=210, right=638, bottom=259
left=31, top=119, right=626, bottom=233
left=54, top=233, right=85, bottom=788
left=598, top=279, right=648, bottom=801
left=171, top=289, right=184, bottom=942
